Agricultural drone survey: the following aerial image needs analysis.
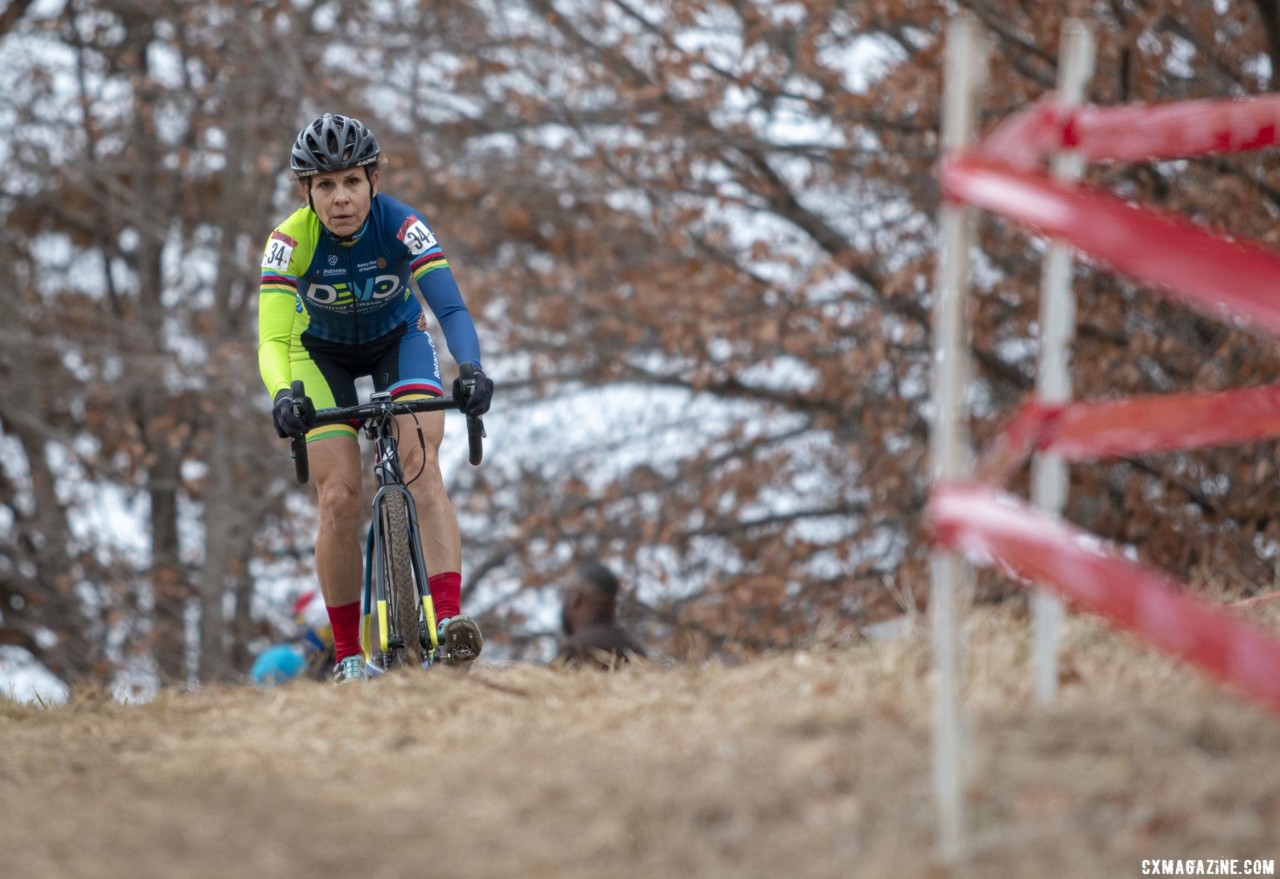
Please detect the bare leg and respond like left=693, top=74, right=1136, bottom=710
left=307, top=436, right=365, bottom=607
left=395, top=410, right=462, bottom=579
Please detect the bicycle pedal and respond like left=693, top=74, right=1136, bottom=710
left=436, top=647, right=477, bottom=671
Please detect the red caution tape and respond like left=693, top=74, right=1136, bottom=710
left=976, top=385, right=1280, bottom=484
left=981, top=94, right=1280, bottom=167
left=929, top=481, right=1280, bottom=715
left=940, top=152, right=1280, bottom=336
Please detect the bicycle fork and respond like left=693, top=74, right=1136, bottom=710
left=361, top=483, right=440, bottom=667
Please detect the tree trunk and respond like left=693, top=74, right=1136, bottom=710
left=148, top=435, right=187, bottom=684
left=197, top=405, right=235, bottom=683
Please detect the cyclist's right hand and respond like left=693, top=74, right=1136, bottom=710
left=273, top=388, right=316, bottom=439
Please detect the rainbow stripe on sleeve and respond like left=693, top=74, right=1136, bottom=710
left=410, top=248, right=449, bottom=280
left=260, top=271, right=298, bottom=296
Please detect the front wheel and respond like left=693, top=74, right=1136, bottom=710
left=381, top=491, right=423, bottom=668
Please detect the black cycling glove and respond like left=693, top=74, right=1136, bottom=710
left=272, top=388, right=316, bottom=440
left=453, top=365, right=494, bottom=417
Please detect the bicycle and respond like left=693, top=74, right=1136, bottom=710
left=286, top=363, right=486, bottom=672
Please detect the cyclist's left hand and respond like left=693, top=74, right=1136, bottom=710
left=453, top=366, right=494, bottom=417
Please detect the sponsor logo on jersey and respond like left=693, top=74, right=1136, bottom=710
left=304, top=274, right=404, bottom=305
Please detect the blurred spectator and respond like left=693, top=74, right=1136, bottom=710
left=556, top=561, right=646, bottom=669
left=249, top=590, right=335, bottom=686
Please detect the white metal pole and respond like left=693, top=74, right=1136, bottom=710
left=1031, top=19, right=1095, bottom=705
left=930, top=15, right=985, bottom=864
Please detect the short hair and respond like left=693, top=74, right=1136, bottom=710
left=575, top=561, right=619, bottom=601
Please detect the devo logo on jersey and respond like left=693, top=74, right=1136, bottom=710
left=304, top=275, right=403, bottom=305
left=396, top=217, right=437, bottom=255
left=262, top=231, right=297, bottom=272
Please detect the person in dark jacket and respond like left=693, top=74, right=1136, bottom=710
left=556, top=561, right=646, bottom=669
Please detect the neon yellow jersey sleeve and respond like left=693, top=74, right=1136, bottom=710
left=257, top=292, right=298, bottom=399
left=257, top=210, right=317, bottom=398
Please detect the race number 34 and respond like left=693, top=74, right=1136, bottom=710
left=397, top=217, right=437, bottom=255
left=262, top=231, right=296, bottom=272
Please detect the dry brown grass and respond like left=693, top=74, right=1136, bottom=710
left=3, top=599, right=1279, bottom=879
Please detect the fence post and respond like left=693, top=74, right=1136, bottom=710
left=1031, top=19, right=1095, bottom=705
left=930, top=15, right=986, bottom=863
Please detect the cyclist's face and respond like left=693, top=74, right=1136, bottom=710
left=309, top=168, right=376, bottom=237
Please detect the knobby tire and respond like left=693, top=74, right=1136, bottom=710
left=382, top=491, right=423, bottom=668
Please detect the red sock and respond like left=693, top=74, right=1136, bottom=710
left=327, top=601, right=363, bottom=661
left=429, top=572, right=462, bottom=621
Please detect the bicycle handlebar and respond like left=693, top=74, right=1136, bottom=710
left=457, top=362, right=486, bottom=468
left=288, top=375, right=485, bottom=484
left=289, top=381, right=309, bottom=484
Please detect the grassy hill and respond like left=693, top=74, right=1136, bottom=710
left=3, top=599, right=1278, bottom=879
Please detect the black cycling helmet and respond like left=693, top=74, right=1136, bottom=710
left=290, top=113, right=381, bottom=178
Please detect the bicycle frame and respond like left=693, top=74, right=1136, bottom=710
left=287, top=365, right=485, bottom=670
left=362, top=417, right=438, bottom=665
